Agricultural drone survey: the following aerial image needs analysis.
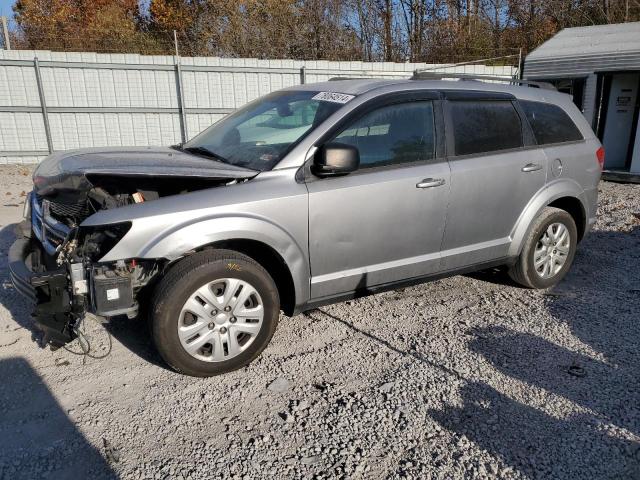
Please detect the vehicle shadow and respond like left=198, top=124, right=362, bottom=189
left=465, top=265, right=520, bottom=287
left=429, top=380, right=639, bottom=479
left=468, top=325, right=639, bottom=438
left=312, top=227, right=640, bottom=478
left=312, top=306, right=639, bottom=478
left=466, top=226, right=639, bottom=295
left=431, top=227, right=640, bottom=478
left=0, top=357, right=118, bottom=479
left=544, top=227, right=640, bottom=365
left=102, top=314, right=168, bottom=370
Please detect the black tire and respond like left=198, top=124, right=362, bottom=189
left=509, top=207, right=578, bottom=289
left=150, top=249, right=280, bottom=377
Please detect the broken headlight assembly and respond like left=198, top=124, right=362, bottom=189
left=78, top=221, right=132, bottom=261
left=76, top=222, right=141, bottom=318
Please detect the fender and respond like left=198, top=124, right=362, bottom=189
left=97, top=212, right=310, bottom=311
left=79, top=168, right=310, bottom=307
left=508, top=178, right=587, bottom=257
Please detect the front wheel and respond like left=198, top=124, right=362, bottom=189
left=509, top=207, right=578, bottom=289
left=150, top=249, right=280, bottom=377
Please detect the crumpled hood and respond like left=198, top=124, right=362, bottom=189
left=33, top=146, right=258, bottom=196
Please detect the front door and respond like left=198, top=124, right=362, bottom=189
left=307, top=98, right=450, bottom=300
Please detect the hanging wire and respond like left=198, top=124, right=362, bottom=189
left=63, top=315, right=113, bottom=364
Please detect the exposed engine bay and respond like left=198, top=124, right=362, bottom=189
left=13, top=147, right=258, bottom=349
left=39, top=174, right=232, bottom=227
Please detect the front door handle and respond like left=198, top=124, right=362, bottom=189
left=522, top=163, right=542, bottom=172
left=416, top=178, right=446, bottom=189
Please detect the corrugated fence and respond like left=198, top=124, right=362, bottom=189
left=0, top=50, right=516, bottom=164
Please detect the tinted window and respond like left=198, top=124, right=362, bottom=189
left=521, top=100, right=583, bottom=145
left=450, top=100, right=522, bottom=156
left=333, top=101, right=435, bottom=168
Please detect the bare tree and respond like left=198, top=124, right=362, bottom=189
left=9, top=0, right=640, bottom=60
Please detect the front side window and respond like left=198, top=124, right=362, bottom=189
left=183, top=91, right=345, bottom=171
left=332, top=101, right=435, bottom=169
left=521, top=100, right=584, bottom=145
left=450, top=100, right=523, bottom=156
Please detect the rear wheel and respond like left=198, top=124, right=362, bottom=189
left=509, top=207, right=577, bottom=289
left=150, top=249, right=280, bottom=377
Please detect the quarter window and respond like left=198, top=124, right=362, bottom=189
left=450, top=100, right=523, bottom=156
left=521, top=100, right=583, bottom=145
left=332, top=101, right=435, bottom=168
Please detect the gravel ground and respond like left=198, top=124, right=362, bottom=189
left=0, top=165, right=639, bottom=480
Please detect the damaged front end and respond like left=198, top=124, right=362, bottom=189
left=10, top=197, right=160, bottom=348
left=9, top=147, right=257, bottom=349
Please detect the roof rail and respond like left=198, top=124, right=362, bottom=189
left=410, top=72, right=557, bottom=91
left=328, top=77, right=374, bottom=81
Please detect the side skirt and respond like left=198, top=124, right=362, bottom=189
left=297, top=257, right=514, bottom=314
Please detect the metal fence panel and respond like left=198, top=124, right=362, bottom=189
left=0, top=49, right=516, bottom=164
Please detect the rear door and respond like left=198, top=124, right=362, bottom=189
left=440, top=91, right=546, bottom=271
left=307, top=93, right=450, bottom=300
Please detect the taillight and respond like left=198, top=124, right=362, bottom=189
left=596, top=146, right=605, bottom=170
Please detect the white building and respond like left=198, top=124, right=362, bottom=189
left=524, top=22, right=640, bottom=179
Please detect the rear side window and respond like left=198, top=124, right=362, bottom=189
left=449, top=100, right=523, bottom=156
left=333, top=101, right=435, bottom=168
left=521, top=100, right=583, bottom=145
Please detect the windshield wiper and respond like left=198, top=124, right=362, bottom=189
left=182, top=145, right=230, bottom=164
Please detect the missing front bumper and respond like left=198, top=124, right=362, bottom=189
left=9, top=222, right=77, bottom=347
left=9, top=220, right=144, bottom=349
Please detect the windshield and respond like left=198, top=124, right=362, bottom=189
left=183, top=90, right=347, bottom=171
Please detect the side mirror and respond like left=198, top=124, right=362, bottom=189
left=312, top=143, right=360, bottom=177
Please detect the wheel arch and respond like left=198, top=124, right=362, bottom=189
left=547, top=196, right=587, bottom=242
left=509, top=179, right=588, bottom=257
left=107, top=214, right=310, bottom=315
left=195, top=239, right=297, bottom=316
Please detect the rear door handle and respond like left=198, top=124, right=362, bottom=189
left=521, top=163, right=542, bottom=172
left=416, top=178, right=445, bottom=189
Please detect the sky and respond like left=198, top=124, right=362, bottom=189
left=0, top=0, right=15, bottom=28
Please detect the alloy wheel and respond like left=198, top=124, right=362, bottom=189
left=533, top=222, right=571, bottom=279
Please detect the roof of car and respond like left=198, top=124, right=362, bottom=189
left=287, top=78, right=568, bottom=102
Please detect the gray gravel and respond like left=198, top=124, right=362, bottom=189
left=1, top=165, right=639, bottom=479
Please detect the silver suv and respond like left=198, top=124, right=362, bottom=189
left=10, top=78, right=603, bottom=376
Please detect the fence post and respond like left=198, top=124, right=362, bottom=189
left=174, top=59, right=188, bottom=144
left=1, top=17, right=10, bottom=50
left=173, top=29, right=180, bottom=58
left=34, top=57, right=54, bottom=154
left=518, top=48, right=523, bottom=79
left=299, top=66, right=306, bottom=85
left=173, top=31, right=188, bottom=144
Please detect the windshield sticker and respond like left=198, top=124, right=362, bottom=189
left=312, top=91, right=355, bottom=104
